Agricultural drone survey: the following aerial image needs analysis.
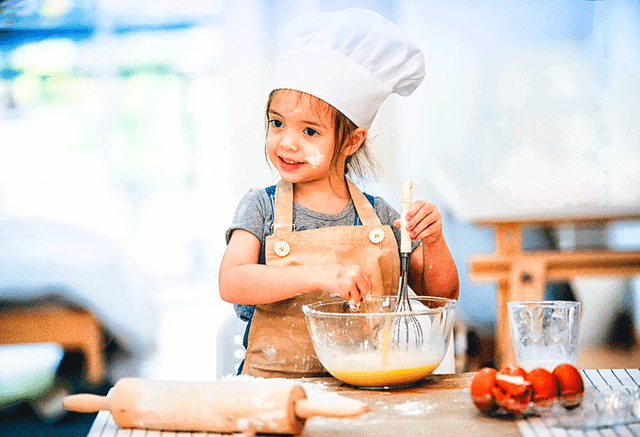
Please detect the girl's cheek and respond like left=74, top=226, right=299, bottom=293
left=305, top=150, right=325, bottom=168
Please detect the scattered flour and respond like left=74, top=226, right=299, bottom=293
left=393, top=400, right=435, bottom=416
left=348, top=298, right=361, bottom=312
left=219, top=373, right=345, bottom=404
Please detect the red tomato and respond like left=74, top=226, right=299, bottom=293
left=493, top=365, right=532, bottom=414
left=525, top=368, right=559, bottom=405
left=470, top=367, right=499, bottom=415
left=495, top=365, right=529, bottom=393
left=552, top=364, right=584, bottom=409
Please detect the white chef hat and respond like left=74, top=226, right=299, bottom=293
left=272, top=8, right=425, bottom=129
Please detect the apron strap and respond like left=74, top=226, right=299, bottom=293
left=346, top=178, right=382, bottom=226
left=273, top=179, right=294, bottom=234
left=273, top=178, right=382, bottom=235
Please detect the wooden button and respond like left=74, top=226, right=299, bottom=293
left=368, top=227, right=385, bottom=244
left=274, top=240, right=290, bottom=257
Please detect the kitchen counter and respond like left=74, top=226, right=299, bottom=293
left=85, top=369, right=640, bottom=437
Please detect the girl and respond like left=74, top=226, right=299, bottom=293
left=219, top=8, right=459, bottom=378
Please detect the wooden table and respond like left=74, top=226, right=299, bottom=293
left=85, top=372, right=517, bottom=437
left=469, top=209, right=640, bottom=368
left=84, top=369, right=640, bottom=437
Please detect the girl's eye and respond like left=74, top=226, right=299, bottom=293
left=304, top=127, right=319, bottom=136
left=270, top=119, right=283, bottom=129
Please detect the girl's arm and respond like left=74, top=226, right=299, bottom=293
left=219, top=229, right=373, bottom=305
left=398, top=201, right=460, bottom=300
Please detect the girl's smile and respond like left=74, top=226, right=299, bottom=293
left=278, top=155, right=306, bottom=172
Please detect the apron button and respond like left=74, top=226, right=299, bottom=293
left=369, top=227, right=385, bottom=244
left=274, top=240, right=290, bottom=257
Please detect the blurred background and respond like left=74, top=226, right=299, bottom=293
left=1, top=0, right=639, bottom=433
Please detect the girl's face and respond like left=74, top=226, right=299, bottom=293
left=266, top=90, right=345, bottom=185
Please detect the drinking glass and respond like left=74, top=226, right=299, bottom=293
left=507, top=300, right=582, bottom=371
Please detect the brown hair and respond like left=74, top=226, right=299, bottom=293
left=266, top=89, right=379, bottom=180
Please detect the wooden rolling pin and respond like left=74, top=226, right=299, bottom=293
left=63, top=377, right=368, bottom=434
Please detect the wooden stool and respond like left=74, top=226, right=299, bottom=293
left=0, top=304, right=106, bottom=385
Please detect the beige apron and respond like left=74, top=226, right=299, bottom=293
left=243, top=178, right=400, bottom=378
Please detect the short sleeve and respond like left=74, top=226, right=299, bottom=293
left=225, top=188, right=272, bottom=326
left=225, top=188, right=274, bottom=251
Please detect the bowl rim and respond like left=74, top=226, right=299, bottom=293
left=303, top=295, right=457, bottom=318
left=506, top=300, right=582, bottom=308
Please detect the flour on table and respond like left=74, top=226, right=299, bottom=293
left=393, top=400, right=435, bottom=416
left=219, top=374, right=344, bottom=403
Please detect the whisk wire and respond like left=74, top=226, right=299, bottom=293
left=392, top=254, right=424, bottom=345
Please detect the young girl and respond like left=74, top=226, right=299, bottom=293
left=219, top=8, right=459, bottom=378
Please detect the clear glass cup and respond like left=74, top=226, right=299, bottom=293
left=507, top=300, right=582, bottom=371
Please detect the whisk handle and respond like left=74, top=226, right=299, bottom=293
left=400, top=181, right=413, bottom=254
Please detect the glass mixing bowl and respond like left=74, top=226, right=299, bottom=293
left=304, top=296, right=457, bottom=389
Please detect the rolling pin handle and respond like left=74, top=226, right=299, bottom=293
left=63, top=394, right=111, bottom=413
left=294, top=398, right=369, bottom=419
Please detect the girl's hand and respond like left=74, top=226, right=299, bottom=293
left=322, top=264, right=372, bottom=304
left=395, top=200, right=443, bottom=245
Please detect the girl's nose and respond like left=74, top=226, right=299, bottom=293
left=280, top=130, right=298, bottom=151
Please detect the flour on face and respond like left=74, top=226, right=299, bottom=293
left=304, top=150, right=325, bottom=167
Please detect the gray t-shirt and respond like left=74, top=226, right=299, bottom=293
left=225, top=185, right=414, bottom=322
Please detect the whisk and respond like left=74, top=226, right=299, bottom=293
left=392, top=181, right=424, bottom=345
